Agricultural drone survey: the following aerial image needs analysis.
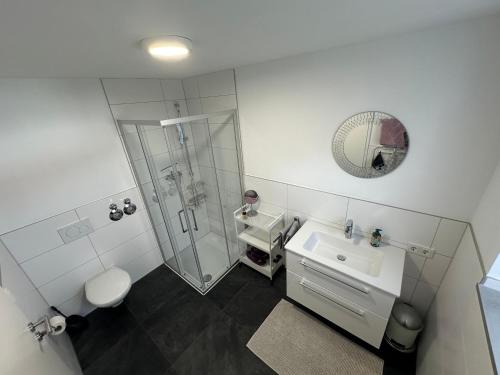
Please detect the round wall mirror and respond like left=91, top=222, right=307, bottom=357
left=332, top=111, right=409, bottom=178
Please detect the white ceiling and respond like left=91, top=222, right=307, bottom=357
left=1, top=0, right=499, bottom=79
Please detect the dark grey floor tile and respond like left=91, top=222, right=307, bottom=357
left=125, top=265, right=195, bottom=322
left=206, top=266, right=251, bottom=309
left=143, top=291, right=224, bottom=364
left=171, top=313, right=275, bottom=375
left=379, top=341, right=416, bottom=375
left=83, top=328, right=170, bottom=375
left=236, top=264, right=286, bottom=295
left=73, top=262, right=415, bottom=375
left=271, top=267, right=286, bottom=295
left=72, top=304, right=137, bottom=370
left=223, top=282, right=282, bottom=339
left=238, top=264, right=277, bottom=287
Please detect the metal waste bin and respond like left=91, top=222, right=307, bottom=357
left=384, top=302, right=423, bottom=352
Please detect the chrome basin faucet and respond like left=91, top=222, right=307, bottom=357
left=345, top=219, right=353, bottom=239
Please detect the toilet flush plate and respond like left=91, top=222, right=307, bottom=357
left=58, top=218, right=94, bottom=244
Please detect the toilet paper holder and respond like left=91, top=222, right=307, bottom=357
left=27, top=315, right=65, bottom=342
left=27, top=316, right=53, bottom=342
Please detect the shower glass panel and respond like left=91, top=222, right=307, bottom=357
left=121, top=123, right=182, bottom=277
left=164, top=116, right=232, bottom=287
left=138, top=123, right=205, bottom=288
left=118, top=109, right=242, bottom=293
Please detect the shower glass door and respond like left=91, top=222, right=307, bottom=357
left=120, top=122, right=183, bottom=278
left=119, top=110, right=242, bottom=293
left=162, top=117, right=233, bottom=289
left=136, top=123, right=205, bottom=289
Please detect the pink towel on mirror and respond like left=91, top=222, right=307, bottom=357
left=380, top=118, right=406, bottom=148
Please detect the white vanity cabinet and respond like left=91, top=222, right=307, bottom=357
left=286, top=251, right=396, bottom=348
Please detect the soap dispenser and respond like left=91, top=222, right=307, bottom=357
left=370, top=229, right=382, bottom=247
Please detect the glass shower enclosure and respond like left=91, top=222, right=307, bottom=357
left=118, top=109, right=243, bottom=293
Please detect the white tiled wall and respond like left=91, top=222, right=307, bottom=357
left=2, top=211, right=80, bottom=263
left=102, top=78, right=188, bottom=121
left=182, top=69, right=242, bottom=261
left=288, top=184, right=348, bottom=227
left=244, top=174, right=468, bottom=317
left=0, top=187, right=163, bottom=316
left=417, top=226, right=492, bottom=374
left=102, top=78, right=164, bottom=104
left=21, top=237, right=97, bottom=287
left=103, top=77, right=216, bottom=265
left=161, top=80, right=186, bottom=100
left=0, top=79, right=136, bottom=237
left=347, top=200, right=441, bottom=248
left=0, top=240, right=49, bottom=321
left=109, top=101, right=168, bottom=121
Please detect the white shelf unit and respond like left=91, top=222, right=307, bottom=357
left=234, top=206, right=285, bottom=280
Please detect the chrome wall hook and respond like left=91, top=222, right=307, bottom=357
left=109, top=203, right=124, bottom=221
left=27, top=316, right=53, bottom=342
left=123, top=198, right=137, bottom=215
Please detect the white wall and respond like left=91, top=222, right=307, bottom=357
left=417, top=227, right=493, bottom=375
left=0, top=79, right=135, bottom=234
left=236, top=15, right=500, bottom=221
left=472, top=159, right=500, bottom=272
left=0, top=79, right=164, bottom=316
left=0, top=240, right=50, bottom=321
left=0, top=235, right=83, bottom=374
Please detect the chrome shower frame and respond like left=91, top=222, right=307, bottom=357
left=117, top=109, right=245, bottom=294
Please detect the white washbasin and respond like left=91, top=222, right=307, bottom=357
left=286, top=220, right=405, bottom=296
left=303, top=231, right=384, bottom=276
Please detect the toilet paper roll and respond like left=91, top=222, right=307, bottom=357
left=49, top=315, right=66, bottom=336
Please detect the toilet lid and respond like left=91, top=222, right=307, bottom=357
left=85, top=267, right=131, bottom=306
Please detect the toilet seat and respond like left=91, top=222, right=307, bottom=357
left=85, top=267, right=131, bottom=308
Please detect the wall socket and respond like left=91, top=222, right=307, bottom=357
left=407, top=242, right=435, bottom=258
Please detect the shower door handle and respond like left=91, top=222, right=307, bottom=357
left=178, top=210, right=188, bottom=233
left=189, top=208, right=198, bottom=231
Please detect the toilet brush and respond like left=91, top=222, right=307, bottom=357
left=50, top=306, right=89, bottom=336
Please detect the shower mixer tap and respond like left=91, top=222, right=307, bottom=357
left=109, top=203, right=123, bottom=221
left=160, top=162, right=179, bottom=173
left=123, top=198, right=137, bottom=215
left=165, top=170, right=182, bottom=181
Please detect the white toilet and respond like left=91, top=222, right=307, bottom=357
left=85, top=267, right=132, bottom=308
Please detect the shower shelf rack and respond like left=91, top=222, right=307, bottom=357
left=234, top=206, right=285, bottom=280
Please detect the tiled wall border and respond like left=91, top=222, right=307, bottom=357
left=0, top=187, right=163, bottom=316
left=244, top=173, right=469, bottom=317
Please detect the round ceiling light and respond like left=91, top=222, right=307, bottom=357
left=141, top=35, right=192, bottom=61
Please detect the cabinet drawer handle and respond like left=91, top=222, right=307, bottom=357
left=300, top=279, right=365, bottom=317
left=299, top=259, right=370, bottom=295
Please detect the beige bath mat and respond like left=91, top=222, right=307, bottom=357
left=247, top=299, right=383, bottom=375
